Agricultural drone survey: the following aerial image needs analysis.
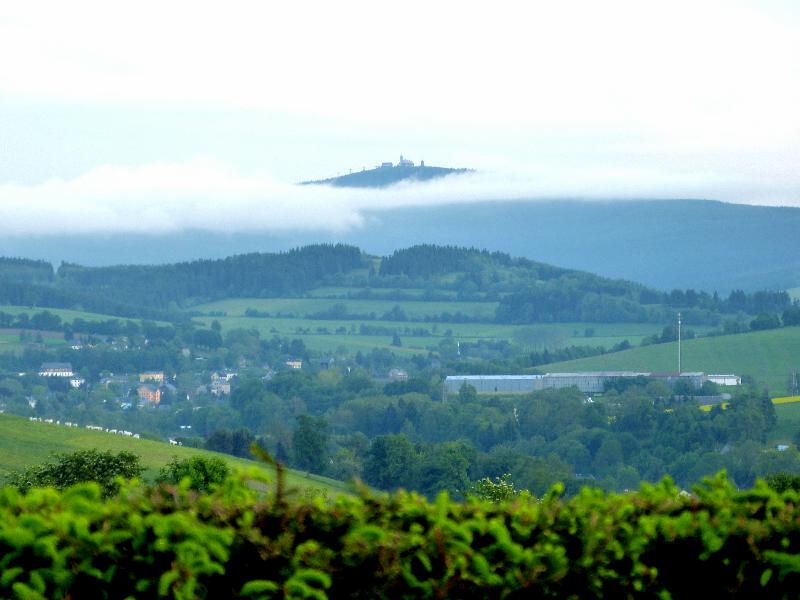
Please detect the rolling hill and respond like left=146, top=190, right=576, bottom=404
left=0, top=413, right=349, bottom=495
left=2, top=200, right=799, bottom=292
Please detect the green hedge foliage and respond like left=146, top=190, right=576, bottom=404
left=2, top=470, right=800, bottom=598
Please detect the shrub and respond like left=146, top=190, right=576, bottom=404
left=157, top=455, right=231, bottom=492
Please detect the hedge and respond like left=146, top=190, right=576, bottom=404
left=2, top=469, right=800, bottom=598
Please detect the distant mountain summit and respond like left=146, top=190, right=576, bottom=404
left=301, top=155, right=471, bottom=188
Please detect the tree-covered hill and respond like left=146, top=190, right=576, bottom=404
left=301, top=164, right=471, bottom=187
left=55, top=243, right=363, bottom=309
left=3, top=200, right=800, bottom=292
left=0, top=243, right=792, bottom=325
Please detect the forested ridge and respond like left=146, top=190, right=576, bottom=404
left=0, top=244, right=792, bottom=325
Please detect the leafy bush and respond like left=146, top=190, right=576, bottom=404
left=6, top=449, right=142, bottom=498
left=469, top=472, right=525, bottom=502
left=4, top=469, right=800, bottom=598
left=156, top=455, right=231, bottom=492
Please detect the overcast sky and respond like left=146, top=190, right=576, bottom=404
left=1, top=0, right=799, bottom=235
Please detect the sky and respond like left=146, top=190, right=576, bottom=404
left=1, top=0, right=799, bottom=235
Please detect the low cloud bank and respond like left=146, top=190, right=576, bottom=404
left=1, top=158, right=798, bottom=236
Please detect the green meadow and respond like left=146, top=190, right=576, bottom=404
left=543, top=326, right=800, bottom=395
left=769, top=402, right=800, bottom=446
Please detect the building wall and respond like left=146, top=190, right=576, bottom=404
left=445, top=376, right=542, bottom=394
left=448, top=371, right=719, bottom=395
left=139, top=372, right=165, bottom=383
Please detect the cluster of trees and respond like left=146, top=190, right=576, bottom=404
left=142, top=368, right=790, bottom=497
left=6, top=449, right=230, bottom=496
left=379, top=244, right=518, bottom=279
left=7, top=449, right=143, bottom=498
left=0, top=277, right=177, bottom=321
left=0, top=309, right=177, bottom=343
left=747, top=304, right=800, bottom=331
left=0, top=257, right=54, bottom=284
left=56, top=244, right=364, bottom=308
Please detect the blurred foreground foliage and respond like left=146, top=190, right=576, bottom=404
left=3, top=467, right=800, bottom=598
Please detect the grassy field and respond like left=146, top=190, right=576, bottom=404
left=769, top=403, right=800, bottom=446
left=0, top=331, right=67, bottom=353
left=0, top=305, right=142, bottom=323
left=190, top=291, right=716, bottom=357
left=193, top=313, right=680, bottom=356
left=0, top=413, right=349, bottom=495
left=788, top=287, right=800, bottom=302
left=542, top=327, right=800, bottom=395
left=191, top=297, right=499, bottom=321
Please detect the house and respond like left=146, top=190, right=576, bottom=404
left=211, top=370, right=237, bottom=383
left=137, top=384, right=161, bottom=405
left=285, top=359, right=303, bottom=370
left=398, top=154, right=414, bottom=167
left=210, top=380, right=231, bottom=396
left=388, top=368, right=409, bottom=381
left=319, top=356, right=335, bottom=369
left=139, top=371, right=165, bottom=384
left=69, top=378, right=85, bottom=389
left=38, top=362, right=74, bottom=377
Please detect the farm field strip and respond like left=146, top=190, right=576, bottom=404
left=773, top=396, right=800, bottom=405
left=305, top=286, right=460, bottom=299
left=0, top=305, right=133, bottom=322
left=190, top=297, right=500, bottom=320
left=0, top=305, right=170, bottom=326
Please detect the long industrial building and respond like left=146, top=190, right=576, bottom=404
left=444, top=371, right=737, bottom=395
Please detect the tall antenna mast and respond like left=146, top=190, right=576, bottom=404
left=677, top=312, right=682, bottom=374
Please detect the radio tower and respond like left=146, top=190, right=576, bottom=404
left=677, top=312, right=682, bottom=374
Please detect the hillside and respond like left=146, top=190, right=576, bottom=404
left=2, top=200, right=799, bottom=292
left=0, top=413, right=349, bottom=494
left=301, top=164, right=471, bottom=188
left=3, top=244, right=785, bottom=327
left=540, top=326, right=800, bottom=395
